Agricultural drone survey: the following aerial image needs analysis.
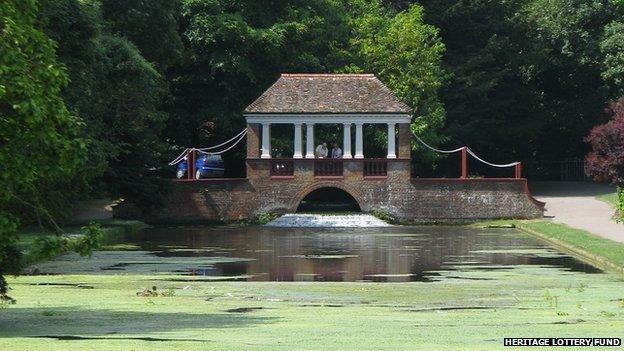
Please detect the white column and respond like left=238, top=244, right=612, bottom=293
left=261, top=123, right=271, bottom=159
left=305, top=123, right=315, bottom=158
left=354, top=122, right=364, bottom=159
left=387, top=123, right=396, bottom=159
left=342, top=123, right=352, bottom=158
left=293, top=123, right=303, bottom=158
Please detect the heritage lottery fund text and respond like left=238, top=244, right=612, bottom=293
left=504, top=338, right=621, bottom=347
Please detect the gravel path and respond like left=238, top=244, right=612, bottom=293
left=530, top=182, right=623, bottom=243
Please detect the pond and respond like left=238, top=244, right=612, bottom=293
left=34, top=225, right=601, bottom=281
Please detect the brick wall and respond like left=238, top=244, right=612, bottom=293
left=125, top=159, right=544, bottom=224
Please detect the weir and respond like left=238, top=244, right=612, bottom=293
left=265, top=214, right=391, bottom=228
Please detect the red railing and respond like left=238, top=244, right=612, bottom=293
left=314, top=159, right=343, bottom=177
left=364, top=159, right=388, bottom=177
left=270, top=159, right=294, bottom=177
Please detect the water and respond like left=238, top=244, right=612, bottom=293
left=266, top=214, right=390, bottom=227
left=34, top=225, right=601, bottom=281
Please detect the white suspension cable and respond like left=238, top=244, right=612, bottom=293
left=197, top=129, right=248, bottom=155
left=195, top=128, right=248, bottom=151
left=168, top=148, right=190, bottom=166
left=466, top=147, right=519, bottom=168
left=411, top=131, right=464, bottom=154
left=167, top=128, right=249, bottom=165
left=411, top=131, right=519, bottom=168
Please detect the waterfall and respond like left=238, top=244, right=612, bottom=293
left=265, top=213, right=391, bottom=228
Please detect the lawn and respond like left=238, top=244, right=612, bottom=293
left=596, top=192, right=618, bottom=207
left=474, top=220, right=624, bottom=272
left=519, top=221, right=624, bottom=269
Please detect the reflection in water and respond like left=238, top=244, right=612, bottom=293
left=117, top=226, right=601, bottom=282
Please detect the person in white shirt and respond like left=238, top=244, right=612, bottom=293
left=331, top=143, right=342, bottom=158
left=315, top=142, right=328, bottom=158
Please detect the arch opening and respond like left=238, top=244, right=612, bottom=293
left=296, top=187, right=361, bottom=213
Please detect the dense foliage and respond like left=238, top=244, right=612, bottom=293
left=585, top=98, right=624, bottom=215
left=40, top=0, right=171, bottom=209
left=414, top=0, right=624, bottom=166
left=0, top=0, right=100, bottom=301
left=586, top=98, right=624, bottom=185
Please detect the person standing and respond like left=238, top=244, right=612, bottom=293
left=331, top=143, right=343, bottom=158
left=315, top=142, right=328, bottom=158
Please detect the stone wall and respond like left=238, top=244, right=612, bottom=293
left=123, top=159, right=544, bottom=224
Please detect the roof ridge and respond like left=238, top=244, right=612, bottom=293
left=281, top=73, right=375, bottom=78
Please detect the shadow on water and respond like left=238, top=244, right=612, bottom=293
left=0, top=307, right=276, bottom=339
left=33, top=225, right=602, bottom=281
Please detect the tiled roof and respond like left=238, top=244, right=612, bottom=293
left=244, top=74, right=411, bottom=114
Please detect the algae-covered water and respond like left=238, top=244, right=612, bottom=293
left=34, top=225, right=600, bottom=281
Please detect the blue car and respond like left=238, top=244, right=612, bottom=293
left=176, top=154, right=225, bottom=179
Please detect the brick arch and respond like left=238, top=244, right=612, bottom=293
left=289, top=182, right=365, bottom=212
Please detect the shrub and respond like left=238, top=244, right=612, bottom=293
left=585, top=98, right=624, bottom=186
left=372, top=209, right=396, bottom=223
left=255, top=211, right=279, bottom=225
left=617, top=186, right=624, bottom=220
left=586, top=98, right=624, bottom=221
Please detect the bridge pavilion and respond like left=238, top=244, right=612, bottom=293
left=124, top=73, right=543, bottom=223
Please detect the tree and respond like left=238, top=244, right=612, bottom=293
left=601, top=21, right=624, bottom=96
left=100, top=0, right=184, bottom=71
left=0, top=0, right=97, bottom=301
left=418, top=0, right=539, bottom=161
left=518, top=0, right=618, bottom=162
left=585, top=98, right=624, bottom=206
left=40, top=0, right=171, bottom=210
left=414, top=0, right=622, bottom=172
left=347, top=1, right=445, bottom=159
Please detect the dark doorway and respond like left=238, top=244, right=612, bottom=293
left=296, top=187, right=361, bottom=213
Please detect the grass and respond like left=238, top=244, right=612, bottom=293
left=596, top=192, right=618, bottom=207
left=473, top=219, right=624, bottom=271
left=520, top=221, right=624, bottom=268
left=596, top=190, right=623, bottom=222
